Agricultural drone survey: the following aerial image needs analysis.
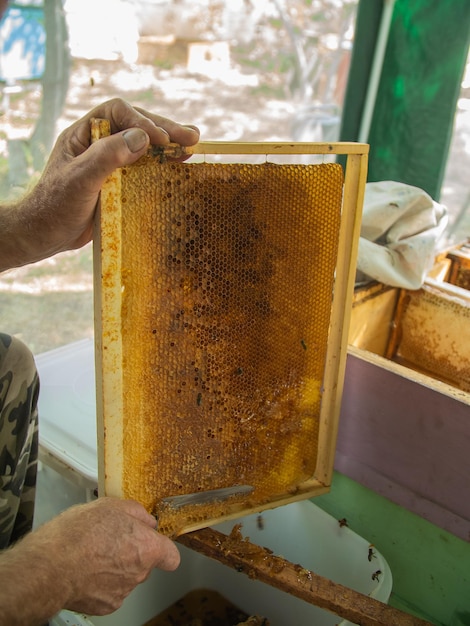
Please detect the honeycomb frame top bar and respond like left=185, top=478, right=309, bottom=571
left=186, top=141, right=369, bottom=156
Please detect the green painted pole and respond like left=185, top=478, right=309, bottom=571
left=339, top=0, right=385, bottom=145
left=366, top=0, right=470, bottom=199
left=340, top=0, right=470, bottom=201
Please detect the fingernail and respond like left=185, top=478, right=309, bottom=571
left=123, top=128, right=148, bottom=153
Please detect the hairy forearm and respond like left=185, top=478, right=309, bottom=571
left=0, top=201, right=31, bottom=272
left=0, top=189, right=55, bottom=272
left=0, top=534, right=71, bottom=626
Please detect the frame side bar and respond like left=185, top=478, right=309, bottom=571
left=315, top=152, right=369, bottom=485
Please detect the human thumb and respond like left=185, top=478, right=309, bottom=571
left=122, top=128, right=150, bottom=153
left=74, top=128, right=151, bottom=184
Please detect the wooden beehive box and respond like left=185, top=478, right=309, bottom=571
left=349, top=241, right=470, bottom=391
left=93, top=133, right=368, bottom=536
left=340, top=240, right=470, bottom=540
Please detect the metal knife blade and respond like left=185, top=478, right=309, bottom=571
left=161, top=484, right=254, bottom=510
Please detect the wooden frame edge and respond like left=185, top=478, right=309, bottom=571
left=93, top=134, right=369, bottom=506
left=315, top=152, right=369, bottom=486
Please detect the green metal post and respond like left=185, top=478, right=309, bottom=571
left=340, top=0, right=470, bottom=201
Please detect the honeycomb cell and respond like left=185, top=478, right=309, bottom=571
left=105, top=158, right=345, bottom=535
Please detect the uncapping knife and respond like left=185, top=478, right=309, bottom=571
left=161, top=484, right=254, bottom=510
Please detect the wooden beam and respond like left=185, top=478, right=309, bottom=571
left=178, top=527, right=433, bottom=626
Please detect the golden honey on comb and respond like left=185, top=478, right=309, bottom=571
left=111, top=159, right=343, bottom=534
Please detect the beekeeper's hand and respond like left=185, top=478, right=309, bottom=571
left=0, top=497, right=180, bottom=625
left=0, top=97, right=200, bottom=272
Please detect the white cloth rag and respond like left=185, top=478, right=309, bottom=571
left=356, top=181, right=448, bottom=289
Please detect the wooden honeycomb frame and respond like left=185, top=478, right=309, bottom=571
left=93, top=134, right=368, bottom=535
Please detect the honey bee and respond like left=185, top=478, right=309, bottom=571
left=338, top=517, right=348, bottom=528
left=257, top=515, right=264, bottom=530
left=371, top=570, right=382, bottom=582
left=368, top=545, right=376, bottom=562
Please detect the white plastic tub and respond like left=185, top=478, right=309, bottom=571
left=34, top=340, right=392, bottom=626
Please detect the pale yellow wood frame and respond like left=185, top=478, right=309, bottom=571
left=93, top=141, right=369, bottom=507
